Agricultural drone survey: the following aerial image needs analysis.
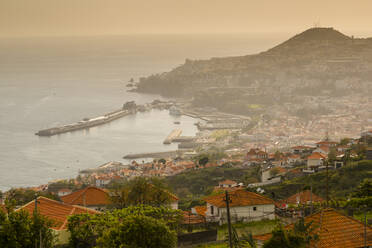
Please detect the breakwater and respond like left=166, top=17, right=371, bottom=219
left=35, top=108, right=134, bottom=136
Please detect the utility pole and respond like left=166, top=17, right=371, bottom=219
left=224, top=191, right=233, bottom=248
left=310, top=184, right=313, bottom=215
left=364, top=207, right=367, bottom=248
left=326, top=159, right=329, bottom=208
left=34, top=194, right=38, bottom=248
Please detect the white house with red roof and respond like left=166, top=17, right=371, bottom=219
left=204, top=189, right=275, bottom=224
left=306, top=152, right=326, bottom=172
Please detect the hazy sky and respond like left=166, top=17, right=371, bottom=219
left=1, top=0, right=372, bottom=37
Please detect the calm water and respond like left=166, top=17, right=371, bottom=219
left=0, top=33, right=287, bottom=191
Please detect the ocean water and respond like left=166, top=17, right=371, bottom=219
left=0, top=33, right=287, bottom=191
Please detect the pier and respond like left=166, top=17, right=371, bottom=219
left=163, top=129, right=182, bottom=144
left=36, top=108, right=134, bottom=136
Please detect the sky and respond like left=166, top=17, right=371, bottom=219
left=1, top=0, right=372, bottom=37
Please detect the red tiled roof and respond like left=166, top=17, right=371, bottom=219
left=17, top=197, right=100, bottom=230
left=204, top=189, right=274, bottom=208
left=194, top=205, right=207, bottom=217
left=60, top=186, right=111, bottom=206
left=219, top=179, right=237, bottom=185
left=254, top=208, right=372, bottom=248
left=318, top=146, right=330, bottom=153
left=284, top=190, right=324, bottom=205
left=308, top=152, right=326, bottom=160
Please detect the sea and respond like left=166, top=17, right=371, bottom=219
left=0, top=33, right=289, bottom=191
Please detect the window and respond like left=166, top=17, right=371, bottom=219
left=210, top=206, right=214, bottom=215
left=253, top=206, right=257, bottom=211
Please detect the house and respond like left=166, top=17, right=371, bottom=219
left=246, top=149, right=268, bottom=161
left=60, top=186, right=111, bottom=210
left=95, top=175, right=112, bottom=187
left=282, top=190, right=324, bottom=207
left=166, top=190, right=179, bottom=210
left=261, top=167, right=287, bottom=183
left=306, top=152, right=326, bottom=171
left=254, top=208, right=372, bottom=248
left=204, top=189, right=275, bottom=224
left=313, top=145, right=330, bottom=155
left=17, top=196, right=100, bottom=245
left=57, top=188, right=72, bottom=197
left=287, top=154, right=302, bottom=164
left=219, top=179, right=238, bottom=188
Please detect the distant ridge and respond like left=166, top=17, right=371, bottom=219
left=268, top=27, right=351, bottom=52
left=136, top=27, right=372, bottom=114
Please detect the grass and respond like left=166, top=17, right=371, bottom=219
left=217, top=219, right=278, bottom=241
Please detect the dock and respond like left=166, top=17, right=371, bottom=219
left=163, top=129, right=182, bottom=144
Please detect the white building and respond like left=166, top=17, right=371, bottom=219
left=204, top=189, right=275, bottom=224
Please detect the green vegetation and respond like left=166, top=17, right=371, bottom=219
left=109, top=177, right=174, bottom=209
left=218, top=220, right=278, bottom=241
left=264, top=160, right=372, bottom=201
left=263, top=218, right=318, bottom=248
left=68, top=205, right=182, bottom=248
left=96, top=215, right=177, bottom=248
left=0, top=209, right=56, bottom=248
left=5, top=188, right=59, bottom=206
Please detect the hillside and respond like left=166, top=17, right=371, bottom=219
left=136, top=28, right=372, bottom=115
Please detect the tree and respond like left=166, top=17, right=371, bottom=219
left=5, top=188, right=58, bottom=206
left=327, top=148, right=337, bottom=164
left=68, top=205, right=181, bottom=248
left=340, top=138, right=350, bottom=146
left=110, top=177, right=174, bottom=208
left=96, top=215, right=177, bottom=248
left=198, top=156, right=209, bottom=167
left=0, top=209, right=56, bottom=248
left=352, top=179, right=372, bottom=198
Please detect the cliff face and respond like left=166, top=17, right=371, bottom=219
left=136, top=28, right=372, bottom=114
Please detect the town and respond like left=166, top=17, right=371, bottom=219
left=1, top=124, right=371, bottom=247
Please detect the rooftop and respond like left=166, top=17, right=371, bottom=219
left=254, top=208, right=372, bottom=248
left=17, top=197, right=100, bottom=230
left=60, top=186, right=111, bottom=206
left=284, top=190, right=324, bottom=205
left=204, top=189, right=274, bottom=208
